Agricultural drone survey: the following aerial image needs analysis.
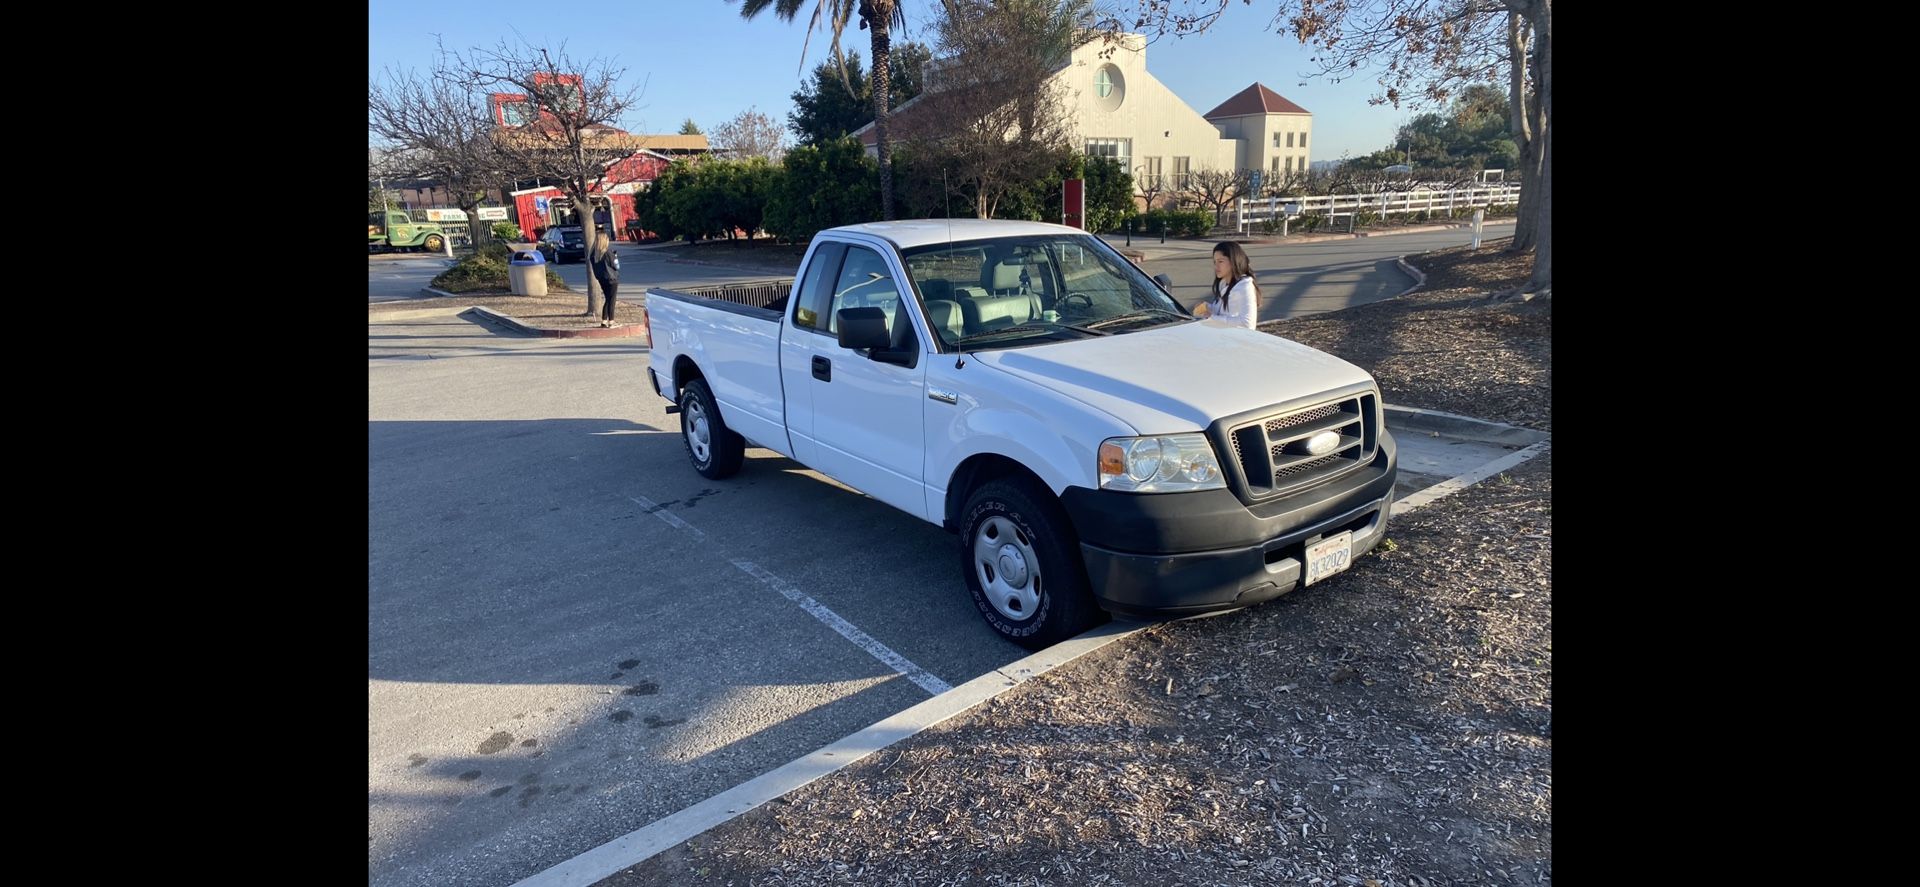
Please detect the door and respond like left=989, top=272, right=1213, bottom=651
left=777, top=241, right=846, bottom=467
left=388, top=211, right=414, bottom=245
left=802, top=243, right=930, bottom=520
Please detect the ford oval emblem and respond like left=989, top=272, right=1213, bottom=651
left=1304, top=430, right=1341, bottom=456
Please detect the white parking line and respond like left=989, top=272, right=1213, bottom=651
left=627, top=495, right=706, bottom=541
left=1393, top=439, right=1550, bottom=516
left=732, top=559, right=952, bottom=696
left=626, top=492, right=946, bottom=695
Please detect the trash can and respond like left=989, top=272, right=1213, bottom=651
left=508, top=249, right=548, bottom=297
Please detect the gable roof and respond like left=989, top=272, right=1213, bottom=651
left=1204, top=83, right=1309, bottom=118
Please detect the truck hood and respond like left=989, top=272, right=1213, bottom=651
left=969, top=320, right=1376, bottom=434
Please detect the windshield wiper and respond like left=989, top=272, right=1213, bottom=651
left=951, top=322, right=1098, bottom=347
left=1083, top=307, right=1189, bottom=331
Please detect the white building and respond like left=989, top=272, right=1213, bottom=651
left=857, top=34, right=1312, bottom=198
left=1203, top=83, right=1314, bottom=180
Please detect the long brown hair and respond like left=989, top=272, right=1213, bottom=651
left=1212, top=241, right=1254, bottom=308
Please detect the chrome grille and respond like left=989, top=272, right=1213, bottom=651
left=1228, top=393, right=1378, bottom=498
left=1265, top=404, right=1339, bottom=433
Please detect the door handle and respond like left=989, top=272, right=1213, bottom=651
left=811, top=355, right=831, bottom=381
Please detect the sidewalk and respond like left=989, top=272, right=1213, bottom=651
left=1102, top=217, right=1517, bottom=260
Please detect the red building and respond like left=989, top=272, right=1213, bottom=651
left=509, top=149, right=678, bottom=241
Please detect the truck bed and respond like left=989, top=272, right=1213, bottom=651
left=645, top=279, right=799, bottom=459
left=647, top=279, right=794, bottom=316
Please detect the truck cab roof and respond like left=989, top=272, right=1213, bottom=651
left=824, top=219, right=1083, bottom=251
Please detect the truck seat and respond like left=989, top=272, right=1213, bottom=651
left=957, top=291, right=1036, bottom=332
left=923, top=299, right=964, bottom=343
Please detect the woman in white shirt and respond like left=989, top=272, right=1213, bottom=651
left=1193, top=241, right=1258, bottom=329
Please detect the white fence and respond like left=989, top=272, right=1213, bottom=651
left=1234, top=183, right=1523, bottom=234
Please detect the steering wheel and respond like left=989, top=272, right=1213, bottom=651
left=1056, top=292, right=1096, bottom=312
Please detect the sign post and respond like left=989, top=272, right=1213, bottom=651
left=1062, top=179, right=1085, bottom=229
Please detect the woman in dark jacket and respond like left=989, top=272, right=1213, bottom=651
left=590, top=238, right=622, bottom=327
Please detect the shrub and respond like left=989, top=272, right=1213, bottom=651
left=429, top=247, right=569, bottom=293
left=1173, top=209, right=1213, bottom=237
left=491, top=221, right=522, bottom=242
left=763, top=138, right=879, bottom=241
left=430, top=251, right=509, bottom=293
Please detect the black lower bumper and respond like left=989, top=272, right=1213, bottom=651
left=1061, top=434, right=1396, bottom=618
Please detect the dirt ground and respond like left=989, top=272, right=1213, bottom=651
left=583, top=241, right=1552, bottom=886
left=369, top=288, right=648, bottom=331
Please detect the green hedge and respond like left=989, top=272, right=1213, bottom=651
left=1137, top=208, right=1212, bottom=238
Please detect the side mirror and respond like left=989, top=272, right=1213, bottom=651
left=836, top=306, right=891, bottom=350
left=1153, top=273, right=1174, bottom=290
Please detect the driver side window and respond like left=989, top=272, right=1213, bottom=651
left=828, top=246, right=903, bottom=338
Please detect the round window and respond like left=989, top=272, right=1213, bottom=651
left=1094, top=64, right=1124, bottom=111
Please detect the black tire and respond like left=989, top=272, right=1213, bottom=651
left=423, top=233, right=445, bottom=252
left=679, top=378, right=744, bottom=479
left=960, top=478, right=1106, bottom=649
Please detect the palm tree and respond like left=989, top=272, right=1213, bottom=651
left=740, top=0, right=907, bottom=220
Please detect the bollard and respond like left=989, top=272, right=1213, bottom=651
left=1471, top=209, right=1484, bottom=249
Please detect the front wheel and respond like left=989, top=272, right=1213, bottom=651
left=422, top=233, right=445, bottom=252
left=680, top=379, right=744, bottom=479
left=960, top=478, right=1105, bottom=649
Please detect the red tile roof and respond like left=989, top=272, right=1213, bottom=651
left=1204, top=83, right=1309, bottom=118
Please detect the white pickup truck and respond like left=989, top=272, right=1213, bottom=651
left=643, top=220, right=1397, bottom=648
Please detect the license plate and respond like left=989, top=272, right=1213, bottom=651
left=1304, top=531, right=1353, bottom=586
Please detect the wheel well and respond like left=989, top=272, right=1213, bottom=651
left=672, top=356, right=705, bottom=397
left=944, top=454, right=1050, bottom=531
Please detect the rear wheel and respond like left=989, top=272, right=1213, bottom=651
left=960, top=478, right=1105, bottom=648
left=680, top=379, right=744, bottom=479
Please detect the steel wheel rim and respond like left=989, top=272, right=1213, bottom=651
left=685, top=397, right=711, bottom=463
left=973, top=515, right=1041, bottom=621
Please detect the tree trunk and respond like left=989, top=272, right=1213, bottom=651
left=871, top=13, right=896, bottom=220
left=1525, top=0, right=1551, bottom=293
left=575, top=188, right=603, bottom=316
left=460, top=197, right=490, bottom=252
left=1506, top=10, right=1539, bottom=252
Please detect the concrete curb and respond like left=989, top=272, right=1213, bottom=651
left=1385, top=404, right=1549, bottom=446
left=509, top=620, right=1148, bottom=887
left=467, top=306, right=648, bottom=339
left=372, top=289, right=647, bottom=339
left=1394, top=255, right=1427, bottom=296
left=368, top=306, right=466, bottom=321
left=1393, top=439, right=1550, bottom=518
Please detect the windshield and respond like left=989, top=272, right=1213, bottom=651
left=901, top=234, right=1188, bottom=350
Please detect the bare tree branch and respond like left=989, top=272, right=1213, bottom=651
left=441, top=40, right=645, bottom=314
left=710, top=108, right=789, bottom=163
left=368, top=64, right=511, bottom=247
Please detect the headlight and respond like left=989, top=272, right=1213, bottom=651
left=1098, top=433, right=1225, bottom=492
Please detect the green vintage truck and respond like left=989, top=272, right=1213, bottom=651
left=368, top=209, right=448, bottom=253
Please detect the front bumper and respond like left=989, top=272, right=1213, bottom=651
left=1060, top=432, right=1396, bottom=618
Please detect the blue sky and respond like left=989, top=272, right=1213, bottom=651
left=369, top=0, right=1419, bottom=163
